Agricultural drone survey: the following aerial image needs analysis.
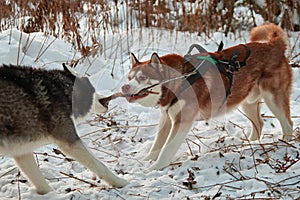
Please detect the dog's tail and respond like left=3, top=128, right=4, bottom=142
left=250, top=23, right=289, bottom=50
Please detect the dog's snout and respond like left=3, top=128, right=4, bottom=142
left=122, top=84, right=131, bottom=93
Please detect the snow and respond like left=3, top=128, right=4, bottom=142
left=1, top=26, right=300, bottom=199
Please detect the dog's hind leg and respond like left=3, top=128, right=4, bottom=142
left=262, top=91, right=293, bottom=141
left=14, top=153, right=52, bottom=194
left=144, top=109, right=172, bottom=161
left=240, top=100, right=263, bottom=141
left=57, top=139, right=127, bottom=188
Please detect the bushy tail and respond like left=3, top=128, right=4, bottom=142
left=250, top=23, right=289, bottom=51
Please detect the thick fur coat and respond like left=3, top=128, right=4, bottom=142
left=122, top=23, right=293, bottom=172
left=0, top=65, right=127, bottom=194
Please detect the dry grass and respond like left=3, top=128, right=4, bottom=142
left=0, top=0, right=299, bottom=59
left=0, top=0, right=113, bottom=58
left=130, top=0, right=300, bottom=35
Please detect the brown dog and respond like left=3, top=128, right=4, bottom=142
left=121, top=23, right=293, bottom=172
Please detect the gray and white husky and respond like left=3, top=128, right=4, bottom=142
left=0, top=64, right=127, bottom=194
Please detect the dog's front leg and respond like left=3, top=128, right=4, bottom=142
left=144, top=109, right=172, bottom=161
left=14, top=153, right=52, bottom=194
left=57, top=139, right=128, bottom=188
left=145, top=102, right=197, bottom=172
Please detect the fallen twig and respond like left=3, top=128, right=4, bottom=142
left=262, top=115, right=300, bottom=119
left=291, top=63, right=300, bottom=68
left=80, top=123, right=157, bottom=138
left=89, top=146, right=119, bottom=158
left=60, top=171, right=99, bottom=188
left=278, top=139, right=297, bottom=149
left=34, top=151, right=75, bottom=162
left=0, top=167, right=17, bottom=179
left=17, top=171, right=21, bottom=200
left=106, top=134, right=121, bottom=157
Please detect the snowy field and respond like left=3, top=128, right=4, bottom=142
left=0, top=26, right=300, bottom=200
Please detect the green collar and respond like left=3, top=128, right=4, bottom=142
left=196, top=56, right=218, bottom=65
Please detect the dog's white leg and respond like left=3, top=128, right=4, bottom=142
left=144, top=109, right=172, bottom=161
left=145, top=102, right=197, bottom=172
left=240, top=101, right=263, bottom=141
left=262, top=92, right=293, bottom=141
left=57, top=139, right=127, bottom=187
left=145, top=120, right=194, bottom=172
left=13, top=153, right=52, bottom=195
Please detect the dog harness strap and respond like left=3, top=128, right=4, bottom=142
left=184, top=43, right=208, bottom=65
left=196, top=56, right=218, bottom=65
left=179, top=43, right=251, bottom=104
left=215, top=44, right=251, bottom=99
left=182, top=56, right=215, bottom=88
left=225, top=71, right=233, bottom=97
left=239, top=44, right=251, bottom=66
left=168, top=43, right=252, bottom=109
left=169, top=56, right=216, bottom=107
left=186, top=44, right=207, bottom=55
left=226, top=44, right=251, bottom=70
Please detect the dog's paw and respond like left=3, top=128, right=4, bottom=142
left=143, top=165, right=156, bottom=174
left=143, top=162, right=161, bottom=173
left=143, top=151, right=160, bottom=161
left=143, top=156, right=151, bottom=161
left=35, top=185, right=52, bottom=195
left=143, top=160, right=169, bottom=173
left=112, top=177, right=128, bottom=188
left=282, top=133, right=295, bottom=142
left=143, top=155, right=155, bottom=161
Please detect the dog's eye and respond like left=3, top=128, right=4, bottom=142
left=138, top=75, right=147, bottom=81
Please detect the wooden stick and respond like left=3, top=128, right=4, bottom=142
left=60, top=171, right=99, bottom=187
left=142, top=90, right=159, bottom=95
left=98, top=90, right=159, bottom=107
left=98, top=92, right=123, bottom=107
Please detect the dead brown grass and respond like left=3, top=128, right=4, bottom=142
left=0, top=0, right=299, bottom=58
left=130, top=0, right=300, bottom=37
left=0, top=0, right=112, bottom=58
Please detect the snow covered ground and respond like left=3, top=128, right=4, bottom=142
left=0, top=27, right=300, bottom=200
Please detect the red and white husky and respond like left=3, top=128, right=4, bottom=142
left=121, top=23, right=293, bottom=172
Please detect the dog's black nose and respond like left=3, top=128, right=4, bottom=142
left=122, top=84, right=131, bottom=93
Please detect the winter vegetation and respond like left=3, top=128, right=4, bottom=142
left=1, top=0, right=299, bottom=63
left=0, top=1, right=300, bottom=199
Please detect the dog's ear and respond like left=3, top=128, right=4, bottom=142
left=150, top=53, right=161, bottom=64
left=130, top=53, right=139, bottom=66
left=150, top=53, right=165, bottom=72
left=63, top=63, right=80, bottom=78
